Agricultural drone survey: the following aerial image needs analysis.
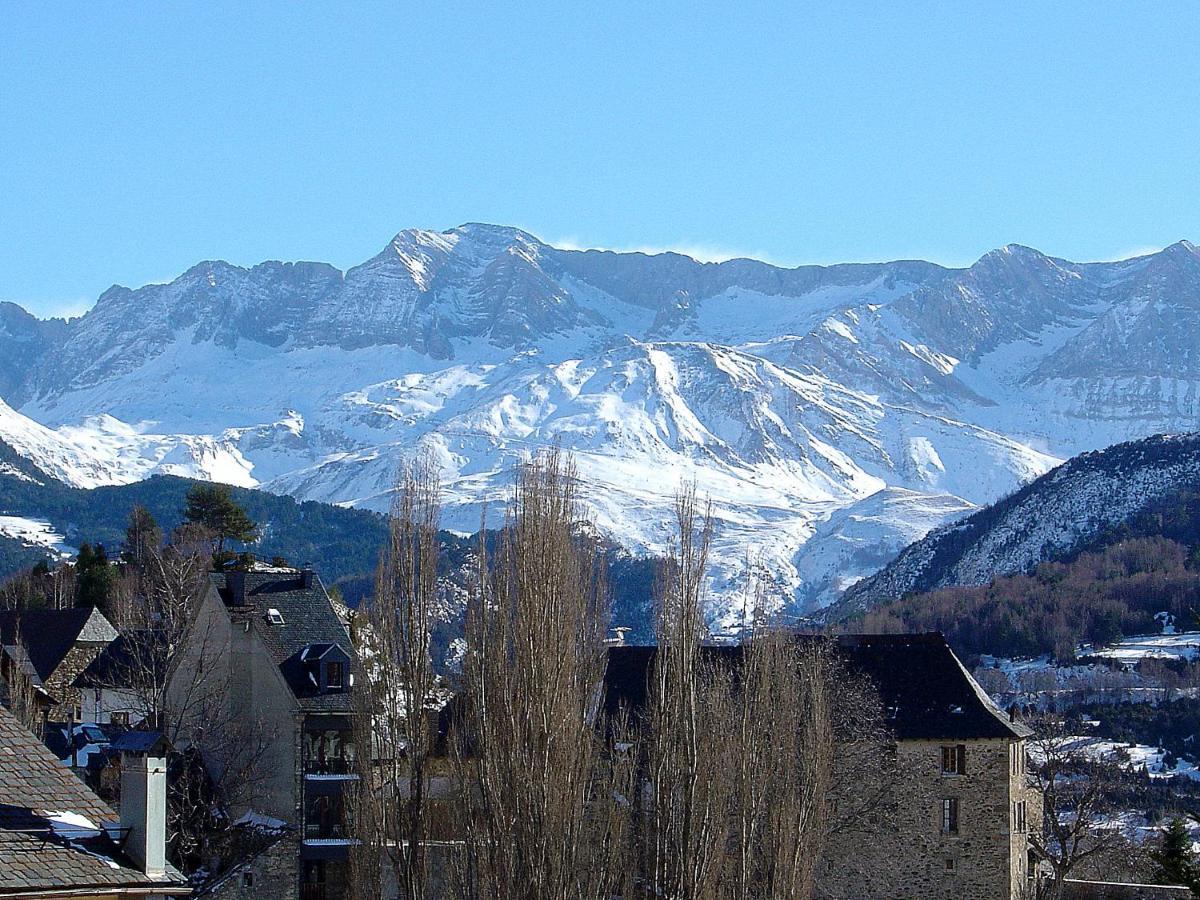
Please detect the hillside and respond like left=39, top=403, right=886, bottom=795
left=824, top=433, right=1200, bottom=622
left=0, top=437, right=392, bottom=584
left=4, top=226, right=1200, bottom=622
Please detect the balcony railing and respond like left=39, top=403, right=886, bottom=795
left=305, top=821, right=348, bottom=840
left=300, top=884, right=325, bottom=900
left=304, top=757, right=353, bottom=776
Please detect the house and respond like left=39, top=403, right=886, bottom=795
left=75, top=629, right=163, bottom=727
left=603, top=633, right=1041, bottom=900
left=0, top=606, right=118, bottom=727
left=170, top=569, right=357, bottom=900
left=0, top=703, right=189, bottom=898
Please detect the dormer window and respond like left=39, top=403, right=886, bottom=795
left=267, top=608, right=285, bottom=625
left=327, top=661, right=344, bottom=691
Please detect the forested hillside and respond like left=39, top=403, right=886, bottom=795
left=851, top=487, right=1200, bottom=659
left=0, top=437, right=392, bottom=583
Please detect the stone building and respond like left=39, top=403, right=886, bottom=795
left=602, top=632, right=1039, bottom=900
left=0, top=605, right=117, bottom=726
left=170, top=568, right=357, bottom=900
left=196, top=829, right=300, bottom=900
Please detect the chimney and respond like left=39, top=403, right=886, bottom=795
left=606, top=626, right=631, bottom=647
left=115, top=732, right=169, bottom=879
left=300, top=564, right=315, bottom=590
left=227, top=570, right=246, bottom=605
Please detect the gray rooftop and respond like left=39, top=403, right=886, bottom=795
left=0, top=704, right=187, bottom=893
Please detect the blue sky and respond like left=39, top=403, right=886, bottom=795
left=3, top=2, right=1198, bottom=318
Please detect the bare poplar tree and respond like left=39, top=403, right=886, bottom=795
left=640, top=487, right=863, bottom=900
left=350, top=458, right=442, bottom=900
left=449, top=448, right=635, bottom=900
left=641, top=484, right=735, bottom=900
left=1, top=627, right=46, bottom=737
left=727, top=631, right=835, bottom=899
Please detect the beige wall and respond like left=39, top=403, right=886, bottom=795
left=168, top=588, right=300, bottom=824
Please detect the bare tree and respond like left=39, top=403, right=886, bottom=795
left=641, top=487, right=879, bottom=900
left=641, top=485, right=733, bottom=900
left=727, top=631, right=834, bottom=899
left=1027, top=717, right=1130, bottom=900
left=350, top=457, right=442, bottom=900
left=449, top=448, right=635, bottom=900
left=101, top=520, right=276, bottom=868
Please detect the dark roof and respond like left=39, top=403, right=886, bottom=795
left=603, top=633, right=1031, bottom=742
left=75, top=630, right=164, bottom=689
left=111, top=731, right=169, bottom=755
left=0, top=704, right=187, bottom=892
left=210, top=572, right=354, bottom=712
left=0, top=607, right=116, bottom=682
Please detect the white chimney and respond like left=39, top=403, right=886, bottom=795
left=606, top=626, right=631, bottom=646
left=117, top=732, right=169, bottom=879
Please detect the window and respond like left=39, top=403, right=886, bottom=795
left=944, top=859, right=955, bottom=871
left=941, top=798, right=959, bottom=835
left=110, top=711, right=129, bottom=726
left=327, top=661, right=344, bottom=691
left=1013, top=800, right=1027, bottom=833
left=941, top=744, right=966, bottom=775
left=242, top=871, right=255, bottom=888
left=1012, top=741, right=1028, bottom=777
left=266, top=608, right=285, bottom=625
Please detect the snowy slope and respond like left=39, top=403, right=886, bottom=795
left=827, top=433, right=1200, bottom=620
left=4, top=226, right=1200, bottom=622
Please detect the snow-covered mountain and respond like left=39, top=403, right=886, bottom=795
left=3, top=225, right=1199, bottom=622
left=823, top=432, right=1200, bottom=622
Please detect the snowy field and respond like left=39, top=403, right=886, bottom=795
left=0, top=514, right=74, bottom=558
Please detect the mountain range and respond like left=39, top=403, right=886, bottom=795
left=3, top=225, right=1200, bottom=624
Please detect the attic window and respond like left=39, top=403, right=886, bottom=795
left=266, top=608, right=285, bottom=625
left=327, top=661, right=344, bottom=691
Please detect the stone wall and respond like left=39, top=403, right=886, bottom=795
left=202, top=834, right=299, bottom=900
left=46, top=640, right=108, bottom=720
left=816, top=737, right=1034, bottom=900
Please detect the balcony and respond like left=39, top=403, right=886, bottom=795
left=305, top=821, right=348, bottom=840
left=304, top=756, right=356, bottom=778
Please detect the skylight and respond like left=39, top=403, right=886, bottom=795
left=266, top=608, right=285, bottom=625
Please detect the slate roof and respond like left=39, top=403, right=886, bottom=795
left=75, top=630, right=164, bottom=689
left=210, top=572, right=354, bottom=712
left=0, top=607, right=117, bottom=683
left=0, top=704, right=187, bottom=894
left=602, top=632, right=1031, bottom=742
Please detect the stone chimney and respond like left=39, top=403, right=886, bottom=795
left=115, top=732, right=169, bottom=879
left=227, top=570, right=246, bottom=605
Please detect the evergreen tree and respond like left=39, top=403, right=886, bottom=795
left=122, top=505, right=162, bottom=571
left=75, top=542, right=115, bottom=609
left=183, top=484, right=258, bottom=554
left=1151, top=817, right=1200, bottom=892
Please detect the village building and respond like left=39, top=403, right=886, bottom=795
left=602, top=633, right=1041, bottom=900
left=0, top=702, right=188, bottom=899
left=0, top=605, right=117, bottom=728
left=171, top=569, right=357, bottom=900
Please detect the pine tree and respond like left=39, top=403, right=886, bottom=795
left=183, top=484, right=258, bottom=555
left=122, top=505, right=162, bottom=571
left=75, top=542, right=115, bottom=609
left=1151, top=817, right=1200, bottom=892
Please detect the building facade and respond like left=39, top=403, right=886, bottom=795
left=603, top=633, right=1040, bottom=900
left=171, top=569, right=358, bottom=900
